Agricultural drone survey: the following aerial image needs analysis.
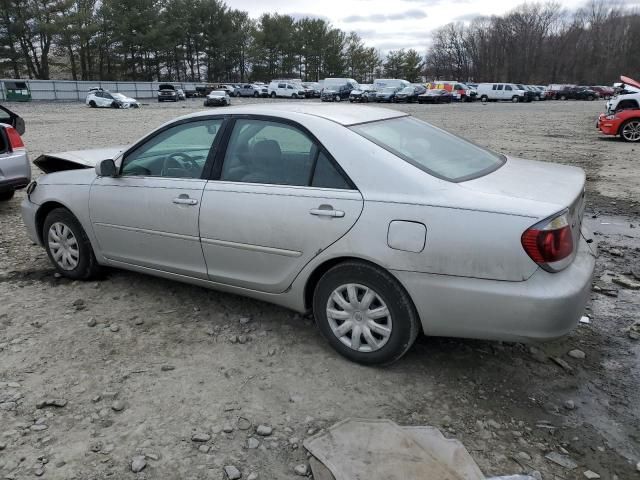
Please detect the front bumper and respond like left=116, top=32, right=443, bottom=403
left=597, top=115, right=620, bottom=135
left=393, top=235, right=596, bottom=342
left=21, top=196, right=41, bottom=244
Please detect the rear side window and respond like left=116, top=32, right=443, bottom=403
left=351, top=116, right=505, bottom=183
left=497, top=85, right=503, bottom=91
left=312, top=152, right=351, bottom=189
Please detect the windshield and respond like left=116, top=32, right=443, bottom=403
left=210, top=91, right=225, bottom=97
left=112, top=93, right=127, bottom=100
left=350, top=117, right=505, bottom=182
left=400, top=87, right=413, bottom=93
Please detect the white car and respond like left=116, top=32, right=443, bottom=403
left=203, top=90, right=231, bottom=107
left=477, top=83, right=528, bottom=103
left=86, top=90, right=140, bottom=109
left=268, top=81, right=306, bottom=99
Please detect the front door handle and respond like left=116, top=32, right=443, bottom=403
left=173, top=194, right=198, bottom=205
left=310, top=206, right=345, bottom=218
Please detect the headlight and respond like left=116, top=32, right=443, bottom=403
left=605, top=114, right=618, bottom=120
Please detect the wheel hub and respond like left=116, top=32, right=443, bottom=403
left=326, top=283, right=392, bottom=353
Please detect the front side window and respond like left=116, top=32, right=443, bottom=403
left=121, top=119, right=222, bottom=178
left=505, top=85, right=513, bottom=91
left=497, top=85, right=504, bottom=91
left=350, top=116, right=505, bottom=182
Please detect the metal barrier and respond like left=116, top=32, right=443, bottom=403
left=0, top=79, right=202, bottom=101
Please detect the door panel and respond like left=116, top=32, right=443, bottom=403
left=199, top=182, right=363, bottom=292
left=90, top=177, right=208, bottom=278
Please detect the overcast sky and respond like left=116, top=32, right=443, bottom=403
left=228, top=0, right=590, bottom=53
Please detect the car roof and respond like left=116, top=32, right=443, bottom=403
left=179, top=103, right=407, bottom=126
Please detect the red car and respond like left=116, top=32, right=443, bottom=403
left=598, top=109, right=640, bottom=142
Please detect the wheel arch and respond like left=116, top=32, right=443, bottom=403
left=303, top=256, right=421, bottom=328
left=36, top=201, right=81, bottom=245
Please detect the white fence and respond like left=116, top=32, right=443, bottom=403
left=0, top=79, right=204, bottom=101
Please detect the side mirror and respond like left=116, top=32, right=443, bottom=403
left=95, top=159, right=117, bottom=177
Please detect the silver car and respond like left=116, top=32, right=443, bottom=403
left=0, top=106, right=29, bottom=201
left=21, top=104, right=596, bottom=364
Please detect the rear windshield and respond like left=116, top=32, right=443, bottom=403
left=350, top=116, right=505, bottom=182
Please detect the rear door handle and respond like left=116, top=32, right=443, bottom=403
left=310, top=207, right=345, bottom=218
left=173, top=194, right=198, bottom=205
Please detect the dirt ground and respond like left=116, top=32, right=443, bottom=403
left=1, top=98, right=639, bottom=480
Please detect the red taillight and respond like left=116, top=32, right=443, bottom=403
left=522, top=211, right=574, bottom=271
left=6, top=126, right=24, bottom=150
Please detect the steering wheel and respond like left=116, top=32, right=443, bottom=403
left=161, top=152, right=199, bottom=176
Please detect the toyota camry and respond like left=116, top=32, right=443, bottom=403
left=22, top=104, right=596, bottom=365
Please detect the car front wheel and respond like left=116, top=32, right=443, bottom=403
left=313, top=261, right=420, bottom=365
left=43, top=208, right=100, bottom=280
left=620, top=119, right=640, bottom=142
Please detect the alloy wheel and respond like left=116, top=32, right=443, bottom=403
left=622, top=120, right=640, bottom=142
left=47, top=222, right=79, bottom=271
left=326, top=283, right=392, bottom=353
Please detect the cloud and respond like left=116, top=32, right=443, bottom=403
left=453, top=12, right=482, bottom=22
left=343, top=9, right=427, bottom=23
left=287, top=12, right=331, bottom=22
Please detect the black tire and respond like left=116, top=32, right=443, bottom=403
left=43, top=208, right=100, bottom=280
left=313, top=261, right=420, bottom=366
left=480, top=95, right=488, bottom=103
left=560, top=95, right=567, bottom=100
left=89, top=100, right=97, bottom=108
left=111, top=101, right=119, bottom=108
left=292, top=93, right=298, bottom=99
left=270, top=92, right=276, bottom=98
left=0, top=189, right=15, bottom=201
left=254, top=91, right=259, bottom=97
left=511, top=96, right=519, bottom=103
left=334, top=95, right=341, bottom=102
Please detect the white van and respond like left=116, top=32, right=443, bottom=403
left=477, top=83, right=527, bottom=103
left=268, top=81, right=307, bottom=99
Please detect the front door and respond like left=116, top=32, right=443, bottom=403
left=199, top=117, right=364, bottom=293
left=89, top=117, right=225, bottom=278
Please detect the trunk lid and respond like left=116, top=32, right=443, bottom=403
left=460, top=156, right=585, bottom=212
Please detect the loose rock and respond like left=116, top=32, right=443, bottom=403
left=568, top=349, right=585, bottom=359
left=294, top=463, right=310, bottom=476
left=36, top=398, right=67, bottom=409
left=109, top=324, right=120, bottom=332
left=131, top=455, right=146, bottom=473
left=564, top=400, right=576, bottom=410
left=612, top=276, right=640, bottom=289
left=247, top=473, right=258, bottom=480
left=224, top=465, right=241, bottom=480
left=545, top=451, right=578, bottom=469
left=247, top=437, right=260, bottom=449
left=111, top=400, right=125, bottom=411
left=256, top=425, right=273, bottom=436
left=191, top=432, right=211, bottom=442
left=584, top=470, right=601, bottom=479
left=87, top=317, right=97, bottom=327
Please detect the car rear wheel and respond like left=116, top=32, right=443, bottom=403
left=620, top=119, right=640, bottom=142
left=270, top=92, right=276, bottom=98
left=334, top=95, right=341, bottom=102
left=511, top=96, right=519, bottom=103
left=313, top=261, right=420, bottom=365
left=43, top=208, right=100, bottom=280
left=480, top=95, right=488, bottom=103
left=254, top=92, right=259, bottom=97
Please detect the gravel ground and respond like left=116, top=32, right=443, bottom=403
left=1, top=98, right=639, bottom=480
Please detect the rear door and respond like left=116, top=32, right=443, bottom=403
left=90, top=117, right=226, bottom=278
left=199, top=116, right=364, bottom=293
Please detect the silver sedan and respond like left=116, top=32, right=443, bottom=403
left=22, top=104, right=596, bottom=365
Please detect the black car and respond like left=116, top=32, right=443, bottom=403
left=394, top=85, right=427, bottom=103
left=515, top=84, right=535, bottom=102
left=158, top=83, right=178, bottom=102
left=321, top=84, right=354, bottom=102
left=375, top=86, right=401, bottom=103
left=417, top=89, right=454, bottom=104
left=555, top=87, right=599, bottom=101
left=349, top=84, right=377, bottom=103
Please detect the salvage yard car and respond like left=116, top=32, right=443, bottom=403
left=86, top=90, right=140, bottom=108
left=349, top=84, right=377, bottom=103
left=417, top=89, right=453, bottom=104
left=203, top=90, right=231, bottom=107
left=0, top=105, right=29, bottom=200
left=23, top=104, right=595, bottom=365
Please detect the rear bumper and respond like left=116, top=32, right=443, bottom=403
left=393, top=236, right=596, bottom=342
left=0, top=151, right=31, bottom=192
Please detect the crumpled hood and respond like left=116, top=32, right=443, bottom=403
left=33, top=146, right=126, bottom=173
